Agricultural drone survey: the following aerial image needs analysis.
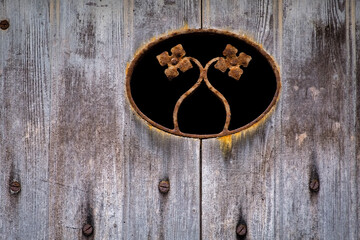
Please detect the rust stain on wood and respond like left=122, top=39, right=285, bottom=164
left=216, top=94, right=279, bottom=157
left=218, top=135, right=232, bottom=156
left=56, top=0, right=60, bottom=27
left=49, top=0, right=54, bottom=25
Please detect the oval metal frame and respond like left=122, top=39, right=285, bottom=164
left=126, top=29, right=281, bottom=139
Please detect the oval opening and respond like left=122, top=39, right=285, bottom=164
left=126, top=29, right=281, bottom=138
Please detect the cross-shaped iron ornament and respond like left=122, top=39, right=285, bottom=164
left=156, top=44, right=252, bottom=134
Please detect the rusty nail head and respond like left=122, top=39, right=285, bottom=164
left=10, top=181, right=21, bottom=194
left=309, top=178, right=320, bottom=192
left=170, top=58, right=178, bottom=65
left=230, top=58, right=238, bottom=66
left=158, top=180, right=170, bottom=193
left=0, top=20, right=9, bottom=30
left=236, top=224, right=247, bottom=236
left=82, top=223, right=94, bottom=237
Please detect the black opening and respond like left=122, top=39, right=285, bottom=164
left=177, top=82, right=226, bottom=134
left=129, top=32, right=277, bottom=135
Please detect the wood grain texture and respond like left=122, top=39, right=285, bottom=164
left=48, top=1, right=125, bottom=239
left=0, top=1, right=50, bottom=239
left=202, top=1, right=278, bottom=239
left=354, top=0, right=360, bottom=237
left=1, top=0, right=358, bottom=239
left=202, top=0, right=359, bottom=239
left=48, top=0, right=200, bottom=239
left=122, top=1, right=201, bottom=239
left=203, top=0, right=275, bottom=51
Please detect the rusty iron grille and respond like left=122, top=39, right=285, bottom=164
left=156, top=43, right=251, bottom=133
left=126, top=29, right=281, bottom=138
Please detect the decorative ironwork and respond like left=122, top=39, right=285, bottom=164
left=156, top=44, right=252, bottom=135
left=214, top=44, right=252, bottom=80
left=126, top=29, right=281, bottom=139
left=156, top=44, right=193, bottom=80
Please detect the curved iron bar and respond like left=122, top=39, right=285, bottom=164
left=128, top=31, right=277, bottom=139
left=172, top=57, right=204, bottom=131
left=203, top=57, right=231, bottom=133
left=172, top=57, right=231, bottom=134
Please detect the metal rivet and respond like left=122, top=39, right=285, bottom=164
left=229, top=58, right=238, bottom=66
left=0, top=20, right=10, bottom=30
left=82, top=223, right=94, bottom=237
left=309, top=178, right=320, bottom=192
left=236, top=223, right=247, bottom=237
left=158, top=180, right=170, bottom=193
left=9, top=181, right=21, bottom=194
left=170, top=57, right=178, bottom=65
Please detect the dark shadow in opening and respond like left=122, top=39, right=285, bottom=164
left=178, top=82, right=226, bottom=134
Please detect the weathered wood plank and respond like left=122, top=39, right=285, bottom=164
left=48, top=0, right=200, bottom=239
left=48, top=1, right=125, bottom=238
left=203, top=0, right=275, bottom=51
left=277, top=1, right=358, bottom=238
left=202, top=0, right=359, bottom=239
left=201, top=1, right=277, bottom=239
left=0, top=1, right=50, bottom=239
left=2, top=0, right=357, bottom=239
left=122, top=0, right=201, bottom=239
left=353, top=0, right=360, bottom=238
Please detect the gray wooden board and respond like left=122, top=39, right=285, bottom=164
left=1, top=0, right=359, bottom=239
left=356, top=0, right=360, bottom=216
left=122, top=1, right=201, bottom=239
left=48, top=0, right=200, bottom=239
left=1, top=0, right=201, bottom=239
left=202, top=0, right=359, bottom=239
left=0, top=1, right=50, bottom=239
left=48, top=1, right=125, bottom=239
left=202, top=1, right=278, bottom=239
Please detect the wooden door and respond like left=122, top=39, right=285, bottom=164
left=0, top=0, right=359, bottom=239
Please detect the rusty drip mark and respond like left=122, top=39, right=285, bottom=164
left=9, top=181, right=21, bottom=194
left=0, top=20, right=10, bottom=30
left=157, top=44, right=251, bottom=136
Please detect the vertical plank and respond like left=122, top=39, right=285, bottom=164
left=277, top=0, right=358, bottom=238
left=122, top=0, right=201, bottom=239
left=202, top=1, right=278, bottom=239
left=49, top=0, right=201, bottom=239
left=0, top=1, right=50, bottom=239
left=48, top=1, right=126, bottom=238
left=202, top=0, right=359, bottom=239
left=353, top=0, right=360, bottom=238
